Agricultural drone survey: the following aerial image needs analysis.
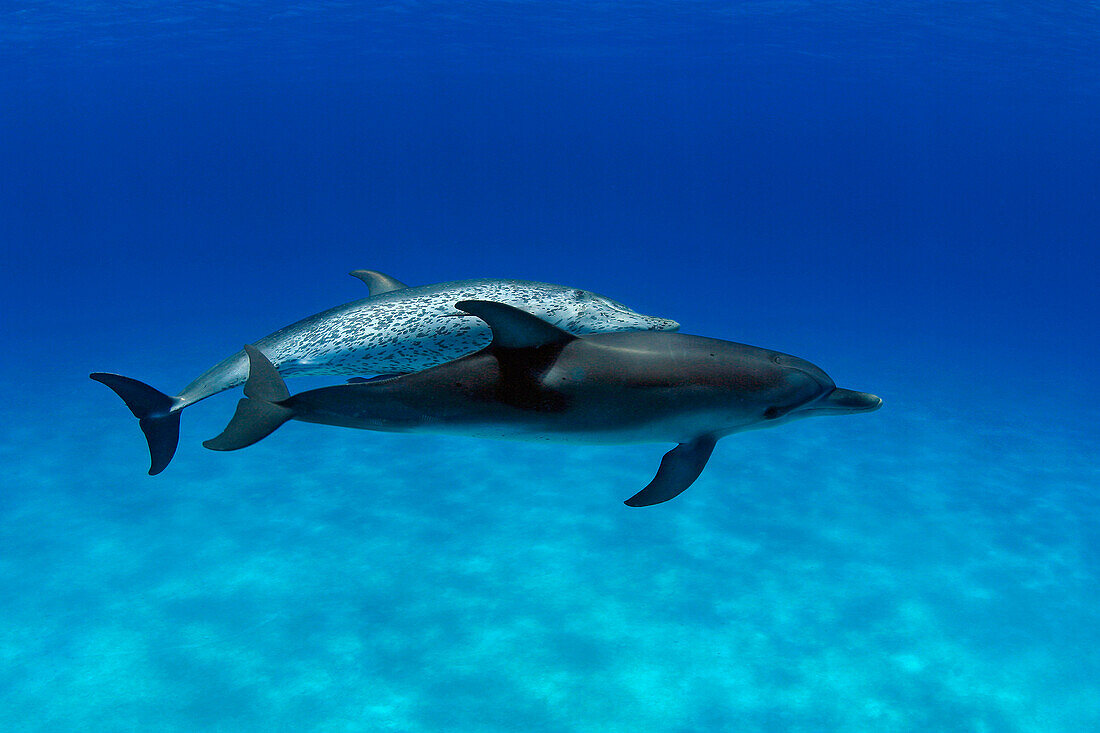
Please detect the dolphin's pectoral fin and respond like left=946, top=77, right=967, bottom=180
left=455, top=300, right=576, bottom=349
left=349, top=270, right=408, bottom=295
left=625, top=436, right=718, bottom=507
left=347, top=373, right=407, bottom=384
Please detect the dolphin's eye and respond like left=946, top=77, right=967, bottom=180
left=764, top=406, right=781, bottom=420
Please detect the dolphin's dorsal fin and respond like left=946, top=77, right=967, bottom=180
left=455, top=300, right=577, bottom=350
left=457, top=300, right=572, bottom=413
left=349, top=270, right=409, bottom=296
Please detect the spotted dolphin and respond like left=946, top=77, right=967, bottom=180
left=205, top=300, right=881, bottom=506
left=91, top=273, right=679, bottom=475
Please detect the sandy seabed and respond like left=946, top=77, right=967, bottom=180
left=2, top=374, right=1097, bottom=732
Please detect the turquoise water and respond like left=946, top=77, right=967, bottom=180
left=3, top=2, right=1100, bottom=730
left=3, top=331, right=1098, bottom=730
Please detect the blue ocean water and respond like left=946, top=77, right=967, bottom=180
left=2, top=2, right=1099, bottom=730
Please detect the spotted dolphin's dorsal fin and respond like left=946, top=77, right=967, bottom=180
left=349, top=270, right=409, bottom=296
left=455, top=300, right=577, bottom=350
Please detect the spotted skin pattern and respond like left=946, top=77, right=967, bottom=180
left=175, top=279, right=679, bottom=409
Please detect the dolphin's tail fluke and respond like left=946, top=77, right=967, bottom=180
left=89, top=373, right=181, bottom=475
left=203, top=345, right=294, bottom=451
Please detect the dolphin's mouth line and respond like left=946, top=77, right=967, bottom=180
left=799, top=388, right=883, bottom=415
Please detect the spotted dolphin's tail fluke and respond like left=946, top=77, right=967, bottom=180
left=89, top=373, right=181, bottom=475
left=203, top=345, right=294, bottom=452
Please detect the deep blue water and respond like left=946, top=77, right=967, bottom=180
left=2, top=3, right=1099, bottom=731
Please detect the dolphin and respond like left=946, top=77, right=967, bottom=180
left=205, top=300, right=882, bottom=506
left=90, top=272, right=679, bottom=475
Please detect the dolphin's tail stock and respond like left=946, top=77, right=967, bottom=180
left=89, top=373, right=181, bottom=475
left=203, top=345, right=294, bottom=452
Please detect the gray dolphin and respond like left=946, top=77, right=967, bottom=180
left=205, top=300, right=881, bottom=506
left=90, top=272, right=679, bottom=475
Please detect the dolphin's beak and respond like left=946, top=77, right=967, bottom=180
left=800, top=388, right=883, bottom=416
